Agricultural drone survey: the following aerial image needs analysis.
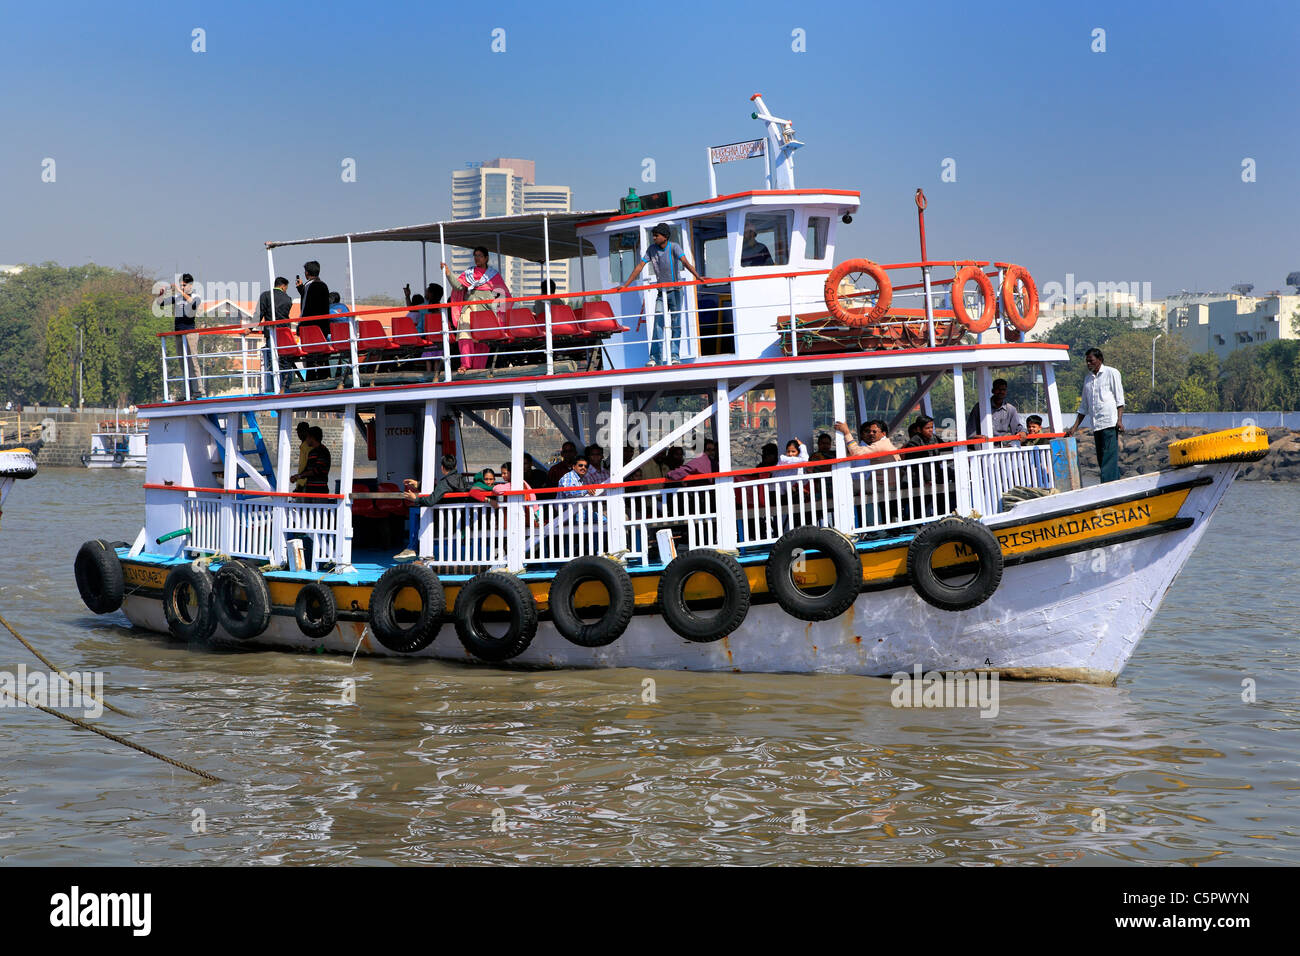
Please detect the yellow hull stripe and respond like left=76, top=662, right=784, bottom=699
left=122, top=487, right=1193, bottom=614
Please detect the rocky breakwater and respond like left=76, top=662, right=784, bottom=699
left=1079, top=427, right=1300, bottom=481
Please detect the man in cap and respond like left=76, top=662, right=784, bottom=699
left=617, top=223, right=705, bottom=366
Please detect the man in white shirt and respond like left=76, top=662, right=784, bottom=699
left=1066, top=347, right=1125, bottom=483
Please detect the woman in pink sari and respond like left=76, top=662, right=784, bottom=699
left=442, top=246, right=509, bottom=372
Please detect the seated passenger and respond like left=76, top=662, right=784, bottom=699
left=834, top=419, right=901, bottom=463
left=808, top=432, right=835, bottom=472
left=667, top=439, right=718, bottom=483
left=902, top=415, right=939, bottom=457
left=328, top=291, right=348, bottom=316
left=405, top=294, right=426, bottom=335
left=779, top=438, right=809, bottom=471
left=584, top=444, right=609, bottom=485
left=547, top=442, right=578, bottom=485
left=1023, top=414, right=1049, bottom=445
left=442, top=246, right=509, bottom=372
left=522, top=453, right=551, bottom=490
left=740, top=226, right=774, bottom=267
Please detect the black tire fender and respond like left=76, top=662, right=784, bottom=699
left=74, top=539, right=125, bottom=614
left=548, top=556, right=635, bottom=648
left=906, top=518, right=1003, bottom=611
left=295, top=581, right=338, bottom=639
left=162, top=563, right=219, bottom=643
left=369, top=564, right=444, bottom=653
left=212, top=561, right=272, bottom=640
left=657, top=549, right=751, bottom=643
left=765, top=527, right=861, bottom=622
left=454, top=571, right=539, bottom=662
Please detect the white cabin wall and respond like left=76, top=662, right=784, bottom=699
left=143, top=415, right=213, bottom=557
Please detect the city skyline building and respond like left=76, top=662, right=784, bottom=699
left=449, top=158, right=571, bottom=300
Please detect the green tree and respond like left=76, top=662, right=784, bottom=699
left=1220, top=340, right=1300, bottom=411
left=43, top=271, right=167, bottom=406
left=1102, top=330, right=1189, bottom=412
left=1034, top=313, right=1140, bottom=413
left=0, top=262, right=120, bottom=403
left=1173, top=380, right=1215, bottom=412
left=1185, top=352, right=1220, bottom=411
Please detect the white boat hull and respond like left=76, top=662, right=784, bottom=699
left=117, top=463, right=1236, bottom=684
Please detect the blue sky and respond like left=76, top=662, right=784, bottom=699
left=1, top=0, right=1296, bottom=300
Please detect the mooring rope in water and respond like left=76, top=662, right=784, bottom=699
left=0, top=613, right=132, bottom=718
left=0, top=685, right=222, bottom=782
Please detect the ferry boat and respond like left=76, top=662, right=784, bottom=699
left=82, top=417, right=148, bottom=468
left=73, top=96, right=1267, bottom=684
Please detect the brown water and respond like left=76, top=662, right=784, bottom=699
left=1, top=469, right=1296, bottom=865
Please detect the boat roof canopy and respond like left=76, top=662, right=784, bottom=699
left=264, top=210, right=617, bottom=262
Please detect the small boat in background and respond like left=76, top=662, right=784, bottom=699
left=82, top=417, right=148, bottom=468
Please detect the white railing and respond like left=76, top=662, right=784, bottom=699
left=282, top=501, right=341, bottom=567
left=423, top=501, right=508, bottom=568
left=847, top=453, right=961, bottom=533
left=621, top=484, right=718, bottom=565
left=969, top=444, right=1055, bottom=515
left=185, top=498, right=222, bottom=553
left=525, top=496, right=610, bottom=565
left=183, top=494, right=340, bottom=568
left=733, top=468, right=835, bottom=547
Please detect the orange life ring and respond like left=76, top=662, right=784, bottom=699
left=824, top=259, right=892, bottom=328
left=950, top=266, right=995, bottom=333
left=1001, top=265, right=1039, bottom=332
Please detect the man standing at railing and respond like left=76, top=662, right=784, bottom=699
left=966, top=379, right=1022, bottom=442
left=290, top=426, right=331, bottom=496
left=617, top=223, right=705, bottom=367
left=1066, top=347, right=1125, bottom=483
left=156, top=273, right=205, bottom=398
left=296, top=261, right=331, bottom=382
left=254, top=277, right=292, bottom=392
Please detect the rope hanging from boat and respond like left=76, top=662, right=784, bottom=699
left=0, top=613, right=132, bottom=718
left=0, top=684, right=222, bottom=782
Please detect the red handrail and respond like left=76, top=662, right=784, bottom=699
left=156, top=259, right=1013, bottom=338
left=143, top=483, right=344, bottom=500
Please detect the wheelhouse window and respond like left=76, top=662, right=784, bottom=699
left=806, top=216, right=829, bottom=260
left=741, top=211, right=792, bottom=267
left=690, top=215, right=730, bottom=276
left=609, top=229, right=639, bottom=285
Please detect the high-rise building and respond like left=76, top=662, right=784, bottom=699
left=449, top=159, right=571, bottom=300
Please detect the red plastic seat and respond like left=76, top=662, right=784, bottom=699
left=576, top=301, right=629, bottom=335
left=390, top=315, right=428, bottom=349
left=375, top=481, right=409, bottom=517
left=298, top=324, right=349, bottom=354
left=506, top=308, right=543, bottom=341
left=545, top=303, right=581, bottom=337
left=356, top=320, right=396, bottom=351
left=470, top=309, right=510, bottom=343
left=275, top=327, right=305, bottom=359
left=352, top=480, right=379, bottom=519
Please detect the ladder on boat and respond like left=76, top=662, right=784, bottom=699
left=208, top=412, right=276, bottom=487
